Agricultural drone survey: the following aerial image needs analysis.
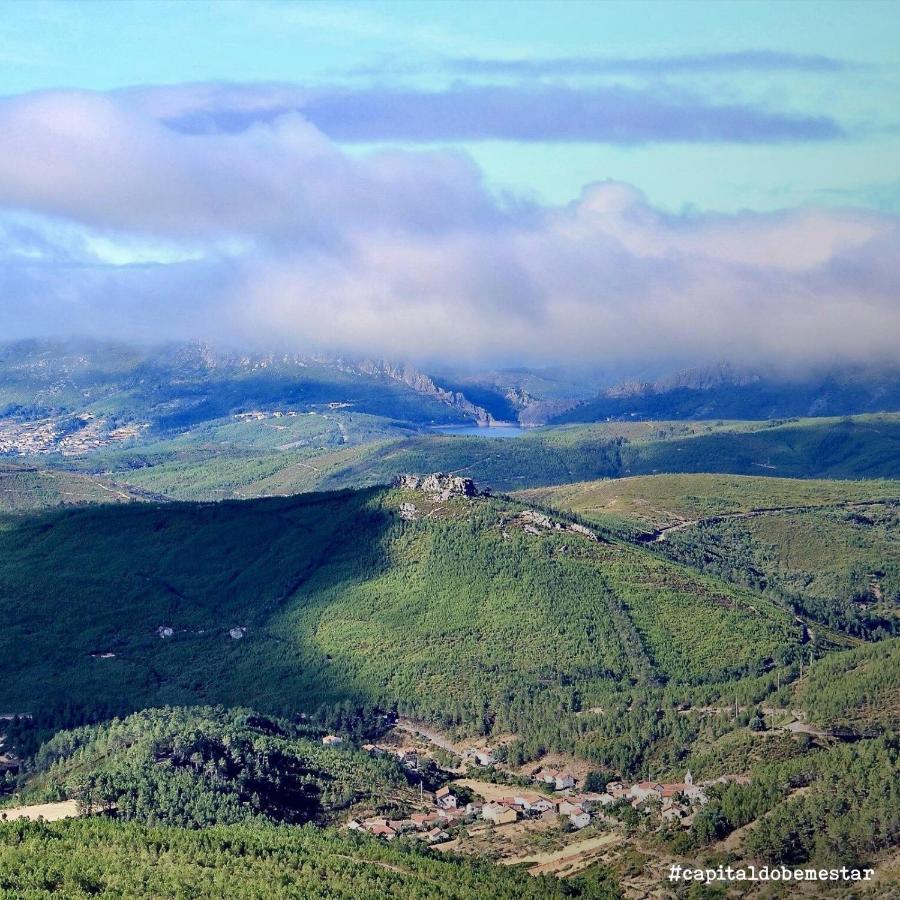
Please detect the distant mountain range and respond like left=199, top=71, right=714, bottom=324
left=0, top=341, right=897, bottom=438
left=551, top=363, right=900, bottom=424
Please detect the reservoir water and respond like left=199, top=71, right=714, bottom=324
left=427, top=424, right=528, bottom=438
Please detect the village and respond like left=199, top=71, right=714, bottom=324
left=0, top=414, right=145, bottom=456
left=322, top=726, right=750, bottom=848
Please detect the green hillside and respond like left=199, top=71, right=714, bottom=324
left=0, top=485, right=801, bottom=773
left=0, top=818, right=592, bottom=900
left=801, top=638, right=900, bottom=733
left=9, top=706, right=413, bottom=828
left=518, top=473, right=900, bottom=640
left=0, top=464, right=146, bottom=511
left=517, top=473, right=900, bottom=533
left=77, top=412, right=900, bottom=502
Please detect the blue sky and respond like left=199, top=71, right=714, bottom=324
left=3, top=0, right=899, bottom=212
left=0, top=0, right=898, bottom=369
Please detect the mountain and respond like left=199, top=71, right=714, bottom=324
left=0, top=481, right=802, bottom=774
left=552, top=363, right=900, bottom=424
left=0, top=340, right=492, bottom=457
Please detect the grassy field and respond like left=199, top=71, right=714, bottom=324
left=518, top=472, right=900, bottom=640
left=517, top=473, right=900, bottom=533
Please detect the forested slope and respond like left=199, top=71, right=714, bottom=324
left=0, top=818, right=597, bottom=899
left=0, top=485, right=801, bottom=773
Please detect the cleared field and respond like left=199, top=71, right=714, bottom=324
left=517, top=473, right=900, bottom=534
left=0, top=800, right=80, bottom=822
left=520, top=473, right=900, bottom=641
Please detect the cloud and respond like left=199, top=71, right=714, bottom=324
left=142, top=82, right=844, bottom=145
left=446, top=50, right=853, bottom=77
left=0, top=88, right=896, bottom=373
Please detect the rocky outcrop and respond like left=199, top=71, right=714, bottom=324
left=394, top=473, right=478, bottom=500
left=356, top=361, right=493, bottom=425
left=514, top=509, right=599, bottom=542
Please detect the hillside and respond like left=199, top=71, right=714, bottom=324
left=518, top=473, right=900, bottom=640
left=801, top=639, right=900, bottom=733
left=0, top=818, right=592, bottom=899
left=553, top=364, right=900, bottom=424
left=0, top=464, right=147, bottom=511
left=0, top=483, right=801, bottom=774
left=87, top=413, right=900, bottom=502
left=8, top=706, right=413, bottom=828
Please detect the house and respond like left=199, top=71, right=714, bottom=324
left=629, top=781, right=664, bottom=802
left=321, top=735, right=343, bottom=747
left=367, top=824, right=397, bottom=839
left=536, top=769, right=576, bottom=790
left=569, top=809, right=591, bottom=830
left=662, top=806, right=685, bottom=824
left=606, top=781, right=628, bottom=799
left=425, top=827, right=450, bottom=843
left=345, top=819, right=362, bottom=831
left=557, top=799, right=582, bottom=817
left=411, top=812, right=443, bottom=828
left=482, top=802, right=518, bottom=825
left=576, top=792, right=615, bottom=810
left=388, top=819, right=417, bottom=834
left=438, top=807, right=467, bottom=822
left=514, top=793, right=555, bottom=815
left=552, top=771, right=576, bottom=791
left=435, top=786, right=458, bottom=810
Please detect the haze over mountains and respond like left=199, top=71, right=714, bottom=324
left=1, top=340, right=898, bottom=439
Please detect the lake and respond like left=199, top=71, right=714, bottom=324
left=427, top=424, right=528, bottom=438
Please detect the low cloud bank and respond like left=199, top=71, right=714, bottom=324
left=0, top=88, right=897, bottom=371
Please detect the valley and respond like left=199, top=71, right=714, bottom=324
left=0, top=343, right=897, bottom=897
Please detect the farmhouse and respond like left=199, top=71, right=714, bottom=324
left=321, top=734, right=343, bottom=747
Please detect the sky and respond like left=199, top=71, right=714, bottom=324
left=0, top=0, right=898, bottom=372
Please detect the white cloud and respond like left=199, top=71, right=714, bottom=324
left=0, top=87, right=897, bottom=371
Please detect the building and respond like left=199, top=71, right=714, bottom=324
left=557, top=798, right=583, bottom=817
left=539, top=770, right=576, bottom=791
left=321, top=735, right=343, bottom=747
left=465, top=748, right=496, bottom=767
left=569, top=809, right=591, bottom=829
left=482, top=802, right=518, bottom=825
left=435, top=786, right=458, bottom=810
left=514, top=793, right=555, bottom=815
left=629, top=781, right=664, bottom=802
left=411, top=812, right=443, bottom=828
left=395, top=749, right=419, bottom=770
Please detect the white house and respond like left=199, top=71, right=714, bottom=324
left=435, top=786, right=458, bottom=810
left=568, top=808, right=591, bottom=829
